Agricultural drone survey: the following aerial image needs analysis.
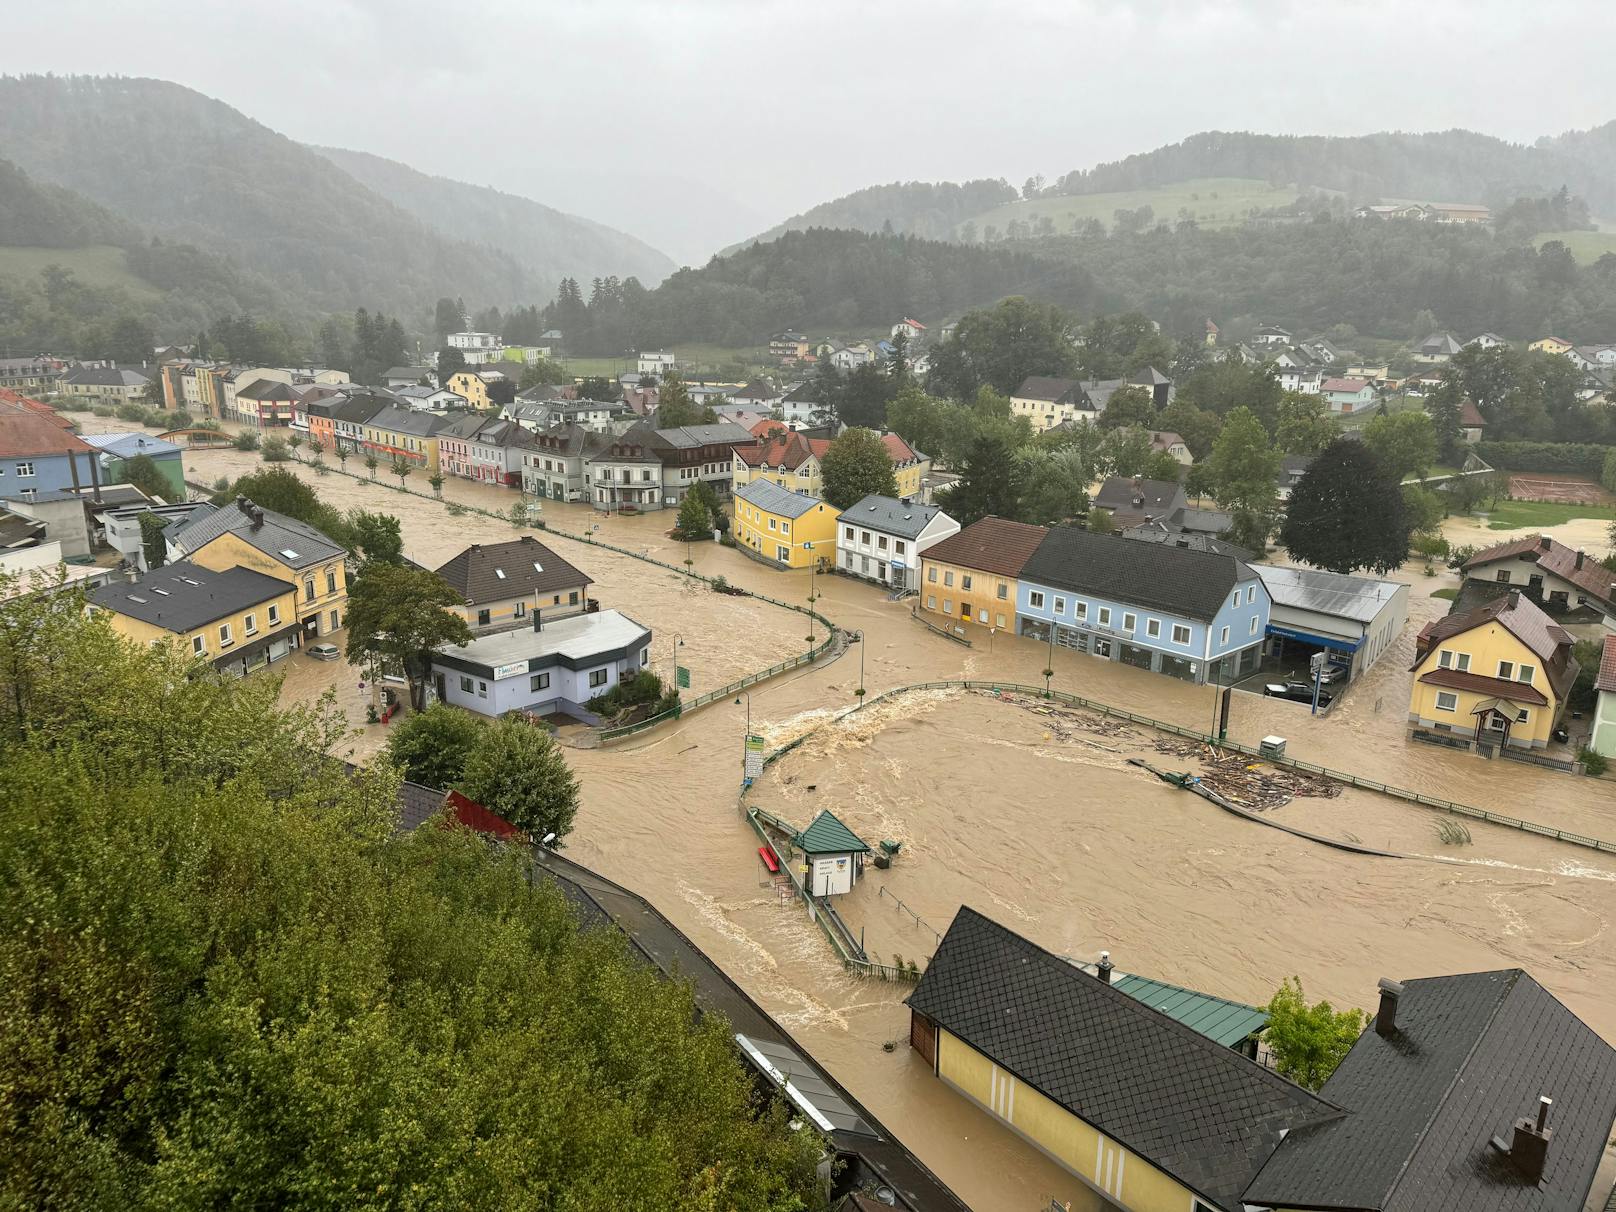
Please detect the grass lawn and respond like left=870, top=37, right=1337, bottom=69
left=968, top=178, right=1304, bottom=235
left=1535, top=230, right=1616, bottom=265
left=1478, top=499, right=1616, bottom=530
left=0, top=244, right=161, bottom=299
left=557, top=344, right=779, bottom=384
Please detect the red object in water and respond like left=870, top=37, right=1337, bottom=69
left=758, top=844, right=780, bottom=873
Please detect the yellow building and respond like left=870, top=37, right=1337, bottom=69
left=731, top=479, right=836, bottom=569
left=1529, top=335, right=1573, bottom=355
left=1407, top=590, right=1577, bottom=751
left=167, top=497, right=350, bottom=639
left=361, top=403, right=444, bottom=475
left=88, top=559, right=302, bottom=676
left=434, top=536, right=593, bottom=634
left=915, top=515, right=1047, bottom=635
left=908, top=907, right=1338, bottom=1212
left=733, top=428, right=930, bottom=501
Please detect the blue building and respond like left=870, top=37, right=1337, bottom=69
left=1015, top=529, right=1269, bottom=684
left=0, top=401, right=104, bottom=500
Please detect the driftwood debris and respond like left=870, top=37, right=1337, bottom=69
left=1153, top=739, right=1340, bottom=811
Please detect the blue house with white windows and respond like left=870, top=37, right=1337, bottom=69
left=1016, top=529, right=1270, bottom=684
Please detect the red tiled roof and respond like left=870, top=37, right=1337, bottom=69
left=1597, top=635, right=1616, bottom=695
left=1321, top=377, right=1370, bottom=393
left=0, top=388, right=75, bottom=430
left=920, top=516, right=1048, bottom=579
left=0, top=399, right=95, bottom=457
left=1458, top=398, right=1485, bottom=427
left=443, top=790, right=522, bottom=840
left=881, top=432, right=918, bottom=462
left=1462, top=534, right=1614, bottom=609
left=738, top=430, right=815, bottom=470
left=1416, top=668, right=1548, bottom=706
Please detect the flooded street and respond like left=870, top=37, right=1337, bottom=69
left=142, top=424, right=1616, bottom=1212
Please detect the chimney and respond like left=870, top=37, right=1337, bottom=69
left=249, top=505, right=264, bottom=531
left=1096, top=950, right=1113, bottom=984
left=1575, top=550, right=1584, bottom=570
left=1538, top=534, right=1552, bottom=551
left=236, top=494, right=250, bottom=516
left=532, top=609, right=542, bottom=634
left=1490, top=1096, right=1553, bottom=1183
left=1375, top=977, right=1404, bottom=1037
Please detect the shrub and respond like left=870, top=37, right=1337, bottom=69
left=212, top=476, right=230, bottom=492
left=586, top=671, right=672, bottom=719
left=261, top=437, right=291, bottom=462
left=92, top=405, right=114, bottom=418
left=1445, top=543, right=1477, bottom=569
left=1476, top=440, right=1610, bottom=476
left=1579, top=746, right=1608, bottom=777
left=233, top=431, right=261, bottom=452
left=115, top=402, right=147, bottom=422
left=1411, top=534, right=1449, bottom=559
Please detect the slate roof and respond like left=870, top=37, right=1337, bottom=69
left=1245, top=970, right=1616, bottom=1212
left=61, top=365, right=149, bottom=387
left=734, top=478, right=826, bottom=519
left=364, top=404, right=444, bottom=438
left=909, top=908, right=1340, bottom=1212
left=1122, top=525, right=1253, bottom=561
left=1012, top=375, right=1084, bottom=404
left=1463, top=534, right=1615, bottom=611
left=88, top=559, right=290, bottom=633
left=169, top=498, right=346, bottom=569
left=919, top=516, right=1048, bottom=579
left=653, top=422, right=755, bottom=450
left=83, top=433, right=181, bottom=459
left=434, top=535, right=591, bottom=605
left=836, top=495, right=946, bottom=539
left=1092, top=476, right=1185, bottom=519
left=1416, top=591, right=1579, bottom=702
left=1022, top=527, right=1257, bottom=622
left=792, top=809, right=869, bottom=855
left=234, top=378, right=301, bottom=401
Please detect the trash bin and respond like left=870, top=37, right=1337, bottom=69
left=1259, top=735, right=1286, bottom=759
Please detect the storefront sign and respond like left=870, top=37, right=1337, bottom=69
left=492, top=661, right=529, bottom=680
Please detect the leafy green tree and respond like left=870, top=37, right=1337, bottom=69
left=1156, top=398, right=1222, bottom=460
left=820, top=427, right=899, bottom=509
left=233, top=430, right=260, bottom=452
left=654, top=373, right=716, bottom=428
left=1015, top=448, right=1090, bottom=525
left=1179, top=361, right=1285, bottom=431
left=1264, top=977, right=1367, bottom=1091
left=1098, top=384, right=1156, bottom=430
left=261, top=436, right=290, bottom=462
left=926, top=296, right=1075, bottom=398
left=1274, top=392, right=1337, bottom=455
left=120, top=453, right=172, bottom=500
left=518, top=358, right=568, bottom=390
left=437, top=346, right=467, bottom=380
left=687, top=478, right=727, bottom=533
left=136, top=510, right=168, bottom=569
left=364, top=453, right=379, bottom=479
left=287, top=432, right=304, bottom=460
left=434, top=295, right=465, bottom=341
left=1424, top=380, right=1465, bottom=465
left=347, top=510, right=404, bottom=569
left=839, top=362, right=896, bottom=429
left=1087, top=507, right=1116, bottom=533
left=674, top=489, right=712, bottom=539
left=576, top=376, right=620, bottom=402
left=1207, top=406, right=1281, bottom=550
left=1603, top=447, right=1616, bottom=496
left=1401, top=484, right=1446, bottom=537
left=391, top=459, right=412, bottom=490
left=344, top=564, right=472, bottom=710
left=1363, top=409, right=1438, bottom=481
left=940, top=430, right=1021, bottom=525
left=384, top=701, right=485, bottom=789
left=1281, top=438, right=1411, bottom=573
left=428, top=472, right=444, bottom=496
left=458, top=716, right=581, bottom=841
left=214, top=466, right=351, bottom=546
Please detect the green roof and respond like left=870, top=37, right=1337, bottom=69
left=792, top=809, right=869, bottom=855
left=1111, top=974, right=1269, bottom=1049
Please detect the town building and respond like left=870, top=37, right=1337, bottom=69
left=504, top=397, right=626, bottom=433
left=445, top=368, right=512, bottom=410
left=1461, top=533, right=1615, bottom=627
left=732, top=479, right=837, bottom=569
left=361, top=404, right=444, bottom=475
left=381, top=365, right=435, bottom=389
left=1146, top=430, right=1192, bottom=465
left=1010, top=376, right=1094, bottom=429
left=1590, top=635, right=1616, bottom=759
left=2, top=487, right=115, bottom=557
left=1275, top=365, right=1323, bottom=395
left=835, top=495, right=960, bottom=591
left=98, top=500, right=213, bottom=571
left=917, top=515, right=1047, bottom=637
left=434, top=536, right=591, bottom=634
left=0, top=356, right=66, bottom=393
left=1090, top=476, right=1229, bottom=537
left=769, top=331, right=811, bottom=363
left=733, top=428, right=825, bottom=496
left=1252, top=324, right=1292, bottom=346
left=1407, top=590, right=1579, bottom=752
left=650, top=422, right=756, bottom=504
left=587, top=427, right=664, bottom=512
left=0, top=399, right=104, bottom=499
left=313, top=394, right=387, bottom=453
left=1412, top=332, right=1464, bottom=363
left=167, top=496, right=349, bottom=639
left=430, top=608, right=651, bottom=720
left=88, top=559, right=302, bottom=676
left=1016, top=528, right=1269, bottom=684
left=393, top=385, right=465, bottom=413
left=907, top=907, right=1338, bottom=1212
left=1459, top=397, right=1487, bottom=444
left=1530, top=336, right=1574, bottom=356
left=520, top=423, right=604, bottom=503
left=728, top=380, right=784, bottom=411
left=793, top=810, right=869, bottom=897
left=58, top=365, right=150, bottom=405
left=0, top=540, right=112, bottom=598
left=436, top=413, right=533, bottom=486
left=637, top=350, right=677, bottom=377
left=82, top=433, right=184, bottom=498
left=445, top=331, right=502, bottom=364
left=1320, top=376, right=1377, bottom=412
left=828, top=342, right=876, bottom=371
left=891, top=318, right=926, bottom=343
left=1254, top=564, right=1409, bottom=682
left=232, top=378, right=303, bottom=428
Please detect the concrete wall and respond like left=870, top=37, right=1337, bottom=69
left=434, top=644, right=649, bottom=717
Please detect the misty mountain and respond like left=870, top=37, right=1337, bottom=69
left=310, top=145, right=675, bottom=288
left=724, top=180, right=1021, bottom=254
left=0, top=157, right=137, bottom=248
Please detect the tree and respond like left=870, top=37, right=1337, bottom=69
left=1087, top=507, right=1116, bottom=533
left=674, top=490, right=712, bottom=540
left=364, top=454, right=379, bottom=480
left=688, top=478, right=727, bottom=534
left=261, top=437, right=290, bottom=462
left=458, top=716, right=581, bottom=841
left=383, top=701, right=485, bottom=789
left=347, top=510, right=404, bottom=569
left=1281, top=438, right=1412, bottom=573
left=136, top=510, right=168, bottom=569
left=1401, top=484, right=1446, bottom=536
left=820, top=428, right=899, bottom=509
left=1264, top=977, right=1367, bottom=1091
left=1424, top=380, right=1465, bottom=465
left=1207, top=406, right=1281, bottom=550
left=429, top=472, right=445, bottom=497
left=233, top=430, right=260, bottom=452
left=120, top=453, right=171, bottom=500
left=437, top=347, right=467, bottom=381
left=391, top=459, right=412, bottom=490
left=343, top=564, right=472, bottom=710
left=434, top=295, right=465, bottom=342
left=1015, top=447, right=1091, bottom=526
left=335, top=443, right=349, bottom=472
left=1363, top=410, right=1437, bottom=482
left=926, top=297, right=1075, bottom=398
left=940, top=430, right=1021, bottom=525
left=1098, top=385, right=1156, bottom=431
left=653, top=374, right=715, bottom=428
left=519, top=358, right=568, bottom=390
left=1274, top=392, right=1337, bottom=456
left=1179, top=361, right=1285, bottom=431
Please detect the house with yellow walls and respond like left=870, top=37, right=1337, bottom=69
left=915, top=515, right=1047, bottom=636
left=1407, top=590, right=1578, bottom=752
left=907, top=908, right=1339, bottom=1212
left=361, top=404, right=445, bottom=475
left=446, top=367, right=513, bottom=411
left=731, top=479, right=836, bottom=569
left=166, top=497, right=350, bottom=639
left=434, top=536, right=592, bottom=634
left=733, top=426, right=931, bottom=501
left=1529, top=335, right=1573, bottom=355
left=88, top=559, right=303, bottom=676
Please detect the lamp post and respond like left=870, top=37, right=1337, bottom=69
left=803, top=540, right=817, bottom=645
left=1043, top=619, right=1056, bottom=699
left=735, top=691, right=751, bottom=782
left=669, top=633, right=685, bottom=690
left=850, top=630, right=865, bottom=701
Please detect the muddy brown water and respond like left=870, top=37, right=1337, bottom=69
left=146, top=432, right=1616, bottom=1212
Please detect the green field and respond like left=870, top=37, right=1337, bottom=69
left=1534, top=230, right=1616, bottom=265
left=967, top=178, right=1304, bottom=236
left=558, top=343, right=779, bottom=383
left=1480, top=499, right=1616, bottom=530
left=0, top=244, right=160, bottom=298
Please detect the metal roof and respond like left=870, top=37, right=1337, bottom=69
left=791, top=809, right=869, bottom=855
left=1110, top=974, right=1269, bottom=1049
left=88, top=559, right=290, bottom=633
left=735, top=477, right=825, bottom=519
left=1255, top=564, right=1406, bottom=624
left=835, top=494, right=946, bottom=539
left=437, top=609, right=649, bottom=675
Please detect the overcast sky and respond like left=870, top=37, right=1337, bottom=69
left=10, top=0, right=1616, bottom=262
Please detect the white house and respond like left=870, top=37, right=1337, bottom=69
left=1276, top=366, right=1323, bottom=395
left=1148, top=430, right=1194, bottom=466
left=1466, top=333, right=1508, bottom=350
left=891, top=318, right=926, bottom=342
left=829, top=343, right=875, bottom=371
left=394, top=385, right=467, bottom=414
left=1253, top=325, right=1292, bottom=346
left=447, top=331, right=501, bottom=352
left=1320, top=376, right=1377, bottom=413
left=637, top=350, right=677, bottom=377
left=791, top=809, right=869, bottom=898
left=835, top=495, right=960, bottom=591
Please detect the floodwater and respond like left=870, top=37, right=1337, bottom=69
left=128, top=423, right=1616, bottom=1212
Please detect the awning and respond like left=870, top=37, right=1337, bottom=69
left=1265, top=623, right=1364, bottom=653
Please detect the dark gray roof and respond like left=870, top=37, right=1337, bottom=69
left=909, top=908, right=1339, bottom=1211
left=310, top=394, right=390, bottom=425
left=836, top=494, right=946, bottom=539
left=234, top=378, right=301, bottom=401
left=1245, top=970, right=1616, bottom=1212
left=1122, top=525, right=1253, bottom=561
left=62, top=365, right=149, bottom=387
left=1021, top=527, right=1257, bottom=621
left=735, top=478, right=825, bottom=519
left=1093, top=476, right=1185, bottom=517
left=433, top=535, right=591, bottom=606
left=88, top=559, right=290, bottom=632
left=169, top=498, right=346, bottom=569
left=364, top=404, right=444, bottom=437
left=652, top=422, right=754, bottom=449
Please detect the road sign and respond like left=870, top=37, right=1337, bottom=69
left=676, top=665, right=691, bottom=689
left=744, top=733, right=766, bottom=780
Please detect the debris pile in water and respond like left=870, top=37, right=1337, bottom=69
left=1153, top=739, right=1341, bottom=811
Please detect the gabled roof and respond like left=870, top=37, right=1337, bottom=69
left=1021, top=527, right=1257, bottom=622
left=835, top=495, right=947, bottom=539
left=83, top=433, right=180, bottom=459
left=1322, top=376, right=1372, bottom=393
left=364, top=404, right=445, bottom=438
left=61, top=365, right=148, bottom=387
left=1245, top=970, right=1616, bottom=1212
left=0, top=399, right=96, bottom=458
left=1093, top=476, right=1184, bottom=518
left=792, top=808, right=869, bottom=855
left=1462, top=534, right=1613, bottom=611
left=234, top=378, right=301, bottom=401
left=169, top=498, right=346, bottom=569
left=1416, top=589, right=1578, bottom=701
left=652, top=422, right=755, bottom=450
left=909, top=908, right=1340, bottom=1212
left=1459, top=397, right=1486, bottom=426
left=734, top=478, right=825, bottom=520
left=738, top=429, right=817, bottom=471
left=433, top=536, right=591, bottom=605
left=1012, top=375, right=1084, bottom=404
left=1109, top=974, right=1269, bottom=1050
left=1598, top=635, right=1616, bottom=694
left=919, top=516, right=1047, bottom=579
left=88, top=559, right=290, bottom=633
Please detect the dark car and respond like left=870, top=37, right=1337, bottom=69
left=1263, top=681, right=1333, bottom=708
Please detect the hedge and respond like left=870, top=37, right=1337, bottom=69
left=1475, top=441, right=1611, bottom=475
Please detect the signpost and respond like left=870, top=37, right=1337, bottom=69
left=1309, top=651, right=1326, bottom=715
left=744, top=733, right=766, bottom=783
left=676, top=665, right=691, bottom=690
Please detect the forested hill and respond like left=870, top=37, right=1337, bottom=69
left=1049, top=128, right=1616, bottom=214
left=0, top=157, right=136, bottom=248
left=0, top=76, right=553, bottom=317
left=310, top=146, right=676, bottom=287
left=565, top=218, right=1616, bottom=353
left=723, top=179, right=1020, bottom=254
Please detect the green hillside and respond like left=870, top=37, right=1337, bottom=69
left=1535, top=229, right=1616, bottom=264
left=0, top=245, right=160, bottom=299
left=724, top=179, right=1019, bottom=253
left=966, top=177, right=1302, bottom=236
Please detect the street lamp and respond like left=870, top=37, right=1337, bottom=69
left=1043, top=620, right=1056, bottom=698
left=850, top=629, right=865, bottom=700
left=735, top=691, right=752, bottom=782
left=669, top=633, right=685, bottom=690
left=803, top=540, right=818, bottom=644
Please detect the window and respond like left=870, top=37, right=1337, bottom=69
left=15, top=462, right=33, bottom=477
left=1495, top=570, right=1510, bottom=583
left=568, top=591, right=578, bottom=605
left=477, top=609, right=491, bottom=626
left=780, top=522, right=789, bottom=535
left=776, top=545, right=789, bottom=562
left=218, top=623, right=233, bottom=646
left=996, top=583, right=1007, bottom=599
left=1171, top=623, right=1191, bottom=645
left=1053, top=596, right=1066, bottom=615
left=530, top=672, right=550, bottom=692
left=1518, top=665, right=1534, bottom=684
left=1437, top=650, right=1470, bottom=672
left=1497, top=660, right=1514, bottom=679
left=861, top=530, right=871, bottom=545
left=1220, top=625, right=1230, bottom=644
left=944, top=571, right=955, bottom=588
left=1517, top=709, right=1531, bottom=724
left=961, top=573, right=972, bottom=590
left=928, top=567, right=937, bottom=583
left=996, top=613, right=1007, bottom=628
left=878, top=536, right=888, bottom=552
left=640, top=649, right=649, bottom=666
left=1075, top=601, right=1087, bottom=620
left=325, top=570, right=337, bottom=595
left=515, top=601, right=526, bottom=618
left=1029, top=590, right=1045, bottom=609
left=330, top=609, right=339, bottom=631
left=304, top=579, right=315, bottom=602
left=1250, top=616, right=1260, bottom=636
left=844, top=526, right=855, bottom=541
left=894, top=541, right=905, bottom=556
left=244, top=613, right=258, bottom=636
left=268, top=605, right=280, bottom=625
left=192, top=635, right=205, bottom=656
left=1122, top=612, right=1135, bottom=632
left=1435, top=691, right=1457, bottom=712
left=1247, top=585, right=1256, bottom=603
left=768, top=517, right=777, bottom=530
left=926, top=595, right=936, bottom=609
left=1097, top=607, right=1111, bottom=626
left=943, top=599, right=953, bottom=614
left=459, top=675, right=474, bottom=693
left=1230, top=591, right=1239, bottom=608
left=477, top=681, right=488, bottom=699
left=589, top=669, right=608, bottom=688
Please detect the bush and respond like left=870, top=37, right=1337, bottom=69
left=1579, top=746, right=1608, bottom=777
left=1476, top=440, right=1610, bottom=476
left=1411, top=534, right=1450, bottom=559
left=212, top=476, right=230, bottom=492
left=261, top=437, right=291, bottom=462
left=115, top=402, right=147, bottom=423
left=92, top=405, right=114, bottom=418
left=586, top=671, right=672, bottom=720
left=1445, top=543, right=1477, bottom=569
left=233, top=430, right=261, bottom=452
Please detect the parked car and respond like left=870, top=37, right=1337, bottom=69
left=1314, top=662, right=1348, bottom=686
left=307, top=643, right=341, bottom=661
left=1263, top=681, right=1332, bottom=708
